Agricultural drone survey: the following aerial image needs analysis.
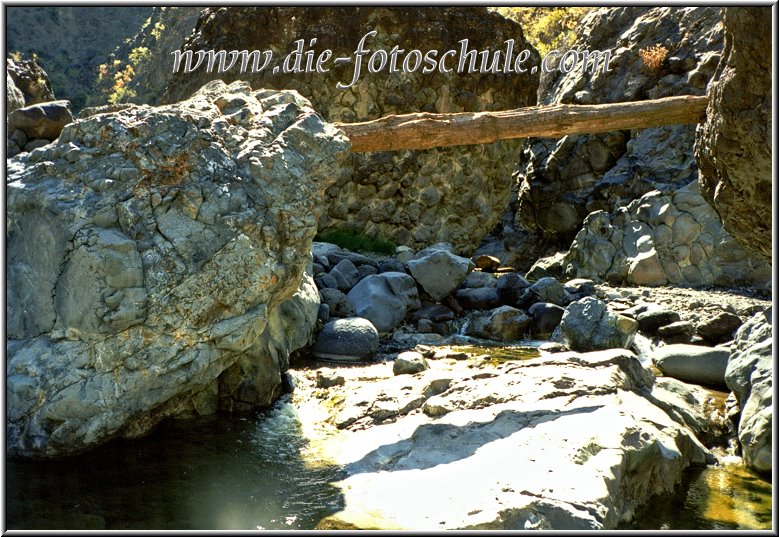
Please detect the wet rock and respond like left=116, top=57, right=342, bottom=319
left=6, top=81, right=349, bottom=457
left=319, top=288, right=356, bottom=318
left=7, top=100, right=73, bottom=141
left=696, top=7, right=772, bottom=260
left=407, top=249, right=474, bottom=301
left=725, top=308, right=772, bottom=474
left=552, top=297, right=638, bottom=352
left=652, top=344, right=729, bottom=389
left=529, top=302, right=565, bottom=338
left=347, top=272, right=420, bottom=334
left=466, top=306, right=533, bottom=341
left=393, top=351, right=430, bottom=375
left=696, top=311, right=742, bottom=345
left=313, top=318, right=380, bottom=362
left=454, top=287, right=501, bottom=310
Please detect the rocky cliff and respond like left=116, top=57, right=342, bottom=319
left=486, top=7, right=724, bottom=269
left=695, top=7, right=772, bottom=260
left=163, top=7, right=540, bottom=255
left=6, top=80, right=349, bottom=457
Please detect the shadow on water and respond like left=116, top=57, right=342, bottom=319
left=5, top=395, right=345, bottom=530
left=345, top=405, right=603, bottom=475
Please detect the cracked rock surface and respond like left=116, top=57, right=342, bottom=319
left=294, top=347, right=726, bottom=530
left=6, top=80, right=349, bottom=457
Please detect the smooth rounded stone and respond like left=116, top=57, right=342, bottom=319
left=657, top=321, right=695, bottom=344
left=563, top=278, right=596, bottom=299
left=461, top=270, right=497, bottom=289
left=527, top=277, right=569, bottom=306
left=327, top=250, right=379, bottom=270
left=407, top=249, right=474, bottom=301
left=417, top=318, right=435, bottom=333
left=7, top=100, right=73, bottom=140
left=411, top=303, right=455, bottom=323
left=329, top=258, right=361, bottom=292
left=393, top=351, right=430, bottom=375
left=652, top=344, right=729, bottom=389
left=319, top=287, right=356, bottom=318
left=346, top=272, right=420, bottom=334
left=316, top=369, right=346, bottom=388
left=313, top=262, right=326, bottom=276
left=313, top=242, right=343, bottom=258
left=454, top=287, right=501, bottom=310
left=312, top=317, right=380, bottom=362
left=528, top=302, right=565, bottom=338
left=696, top=311, right=743, bottom=344
left=377, top=258, right=406, bottom=273
left=495, top=272, right=531, bottom=306
left=357, top=264, right=378, bottom=280
left=636, top=307, right=681, bottom=335
left=317, top=303, right=331, bottom=323
left=395, top=245, right=415, bottom=263
left=473, top=254, right=501, bottom=272
left=552, top=297, right=638, bottom=352
left=466, top=305, right=533, bottom=341
left=315, top=272, right=338, bottom=290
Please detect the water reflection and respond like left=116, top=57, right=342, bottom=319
left=5, top=395, right=345, bottom=530
left=622, top=457, right=772, bottom=530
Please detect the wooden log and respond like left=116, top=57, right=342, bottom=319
left=335, top=95, right=709, bottom=153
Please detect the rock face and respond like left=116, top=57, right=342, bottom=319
left=725, top=308, right=772, bottom=474
left=484, top=7, right=723, bottom=269
left=314, top=349, right=714, bottom=529
left=552, top=297, right=637, bottom=352
left=6, top=80, right=350, bottom=457
left=7, top=75, right=25, bottom=114
left=6, top=56, right=56, bottom=106
left=558, top=182, right=770, bottom=289
left=695, top=7, right=772, bottom=260
left=164, top=7, right=540, bottom=255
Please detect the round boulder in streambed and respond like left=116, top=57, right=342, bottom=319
left=347, top=272, right=420, bottom=334
left=393, top=351, right=430, bottom=375
left=551, top=297, right=637, bottom=352
left=7, top=100, right=73, bottom=141
left=466, top=306, right=533, bottom=341
left=313, top=317, right=380, bottom=362
left=407, top=247, right=474, bottom=301
left=652, top=344, right=730, bottom=389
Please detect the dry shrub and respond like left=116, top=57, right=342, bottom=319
left=639, top=44, right=669, bottom=70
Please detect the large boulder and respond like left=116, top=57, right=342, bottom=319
left=312, top=317, right=380, bottom=362
left=552, top=297, right=637, bottom=352
left=5, top=80, right=350, bottom=457
left=7, top=100, right=74, bottom=141
left=466, top=306, right=533, bottom=341
left=559, top=182, right=770, bottom=289
left=483, top=7, right=723, bottom=269
left=725, top=308, right=772, bottom=474
left=164, top=7, right=540, bottom=255
left=695, top=7, right=772, bottom=260
left=408, top=247, right=474, bottom=301
left=347, top=272, right=421, bottom=334
left=652, top=344, right=730, bottom=390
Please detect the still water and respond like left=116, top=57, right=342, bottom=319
left=5, top=394, right=773, bottom=530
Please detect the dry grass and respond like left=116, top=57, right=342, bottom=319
left=639, top=44, right=669, bottom=70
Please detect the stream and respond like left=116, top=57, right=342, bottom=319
left=4, top=369, right=773, bottom=530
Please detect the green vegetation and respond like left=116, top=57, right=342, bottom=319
left=491, top=7, right=592, bottom=56
left=315, top=228, right=397, bottom=255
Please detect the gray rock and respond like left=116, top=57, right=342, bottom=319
left=495, top=272, right=531, bottom=306
left=7, top=75, right=25, bottom=114
left=7, top=56, right=55, bottom=105
left=725, top=308, right=772, bottom=473
left=316, top=369, right=345, bottom=388
left=327, top=251, right=379, bottom=270
left=393, top=351, right=429, bottom=375
left=657, top=321, right=695, bottom=344
left=7, top=100, right=73, bottom=141
left=5, top=80, right=349, bottom=458
left=357, top=264, right=378, bottom=280
left=563, top=278, right=596, bottom=299
left=347, top=272, right=420, bottom=334
left=411, top=303, right=455, bottom=323
left=635, top=307, right=681, bottom=335
left=529, top=302, right=565, bottom=338
left=407, top=249, right=474, bottom=301
left=319, top=288, right=356, bottom=318
left=315, top=272, right=339, bottom=290
left=454, top=287, right=501, bottom=310
left=313, top=318, right=380, bottom=362
left=696, top=311, right=742, bottom=344
left=395, top=245, right=414, bottom=263
left=23, top=138, right=51, bottom=152
left=317, top=303, right=330, bottom=324
left=377, top=258, right=406, bottom=273
left=461, top=270, right=497, bottom=289
left=652, top=344, right=729, bottom=389
left=466, top=306, right=533, bottom=341
left=528, top=277, right=569, bottom=306
left=552, top=297, right=638, bottom=352
left=696, top=8, right=771, bottom=260
left=330, top=258, right=361, bottom=292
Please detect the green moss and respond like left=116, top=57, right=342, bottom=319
left=316, top=228, right=397, bottom=255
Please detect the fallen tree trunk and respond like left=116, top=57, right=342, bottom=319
left=336, top=95, right=708, bottom=153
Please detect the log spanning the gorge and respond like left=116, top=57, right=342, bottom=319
left=336, top=95, right=709, bottom=153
